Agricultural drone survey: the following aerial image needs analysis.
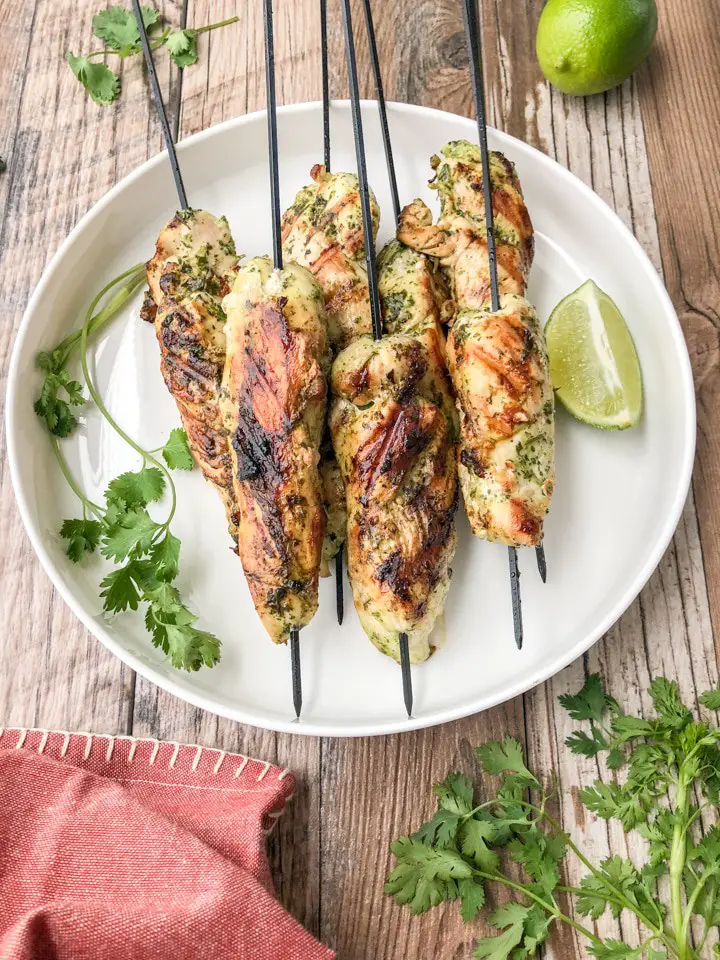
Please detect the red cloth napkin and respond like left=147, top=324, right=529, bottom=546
left=0, top=727, right=334, bottom=960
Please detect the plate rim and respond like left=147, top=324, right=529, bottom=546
left=5, top=100, right=697, bottom=737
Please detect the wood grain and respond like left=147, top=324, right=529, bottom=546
left=0, top=0, right=717, bottom=958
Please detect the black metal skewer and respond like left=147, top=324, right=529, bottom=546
left=359, top=0, right=400, bottom=223
left=263, top=0, right=303, bottom=717
left=536, top=543, right=547, bottom=583
left=320, top=0, right=331, bottom=171
left=131, top=0, right=188, bottom=210
left=319, top=0, right=345, bottom=626
left=461, top=0, right=525, bottom=649
left=340, top=0, right=413, bottom=718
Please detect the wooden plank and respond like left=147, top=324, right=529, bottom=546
left=0, top=0, right=162, bottom=735
left=636, top=3, right=720, bottom=649
left=485, top=3, right=718, bottom=958
left=317, top=3, right=527, bottom=957
left=129, top=0, right=326, bottom=936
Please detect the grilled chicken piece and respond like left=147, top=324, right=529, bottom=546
left=144, top=209, right=240, bottom=539
left=319, top=451, right=347, bottom=577
left=449, top=297, right=553, bottom=545
left=397, top=140, right=554, bottom=547
left=282, top=164, right=381, bottom=572
left=282, top=164, right=379, bottom=350
left=330, top=332, right=457, bottom=664
left=221, top=257, right=330, bottom=643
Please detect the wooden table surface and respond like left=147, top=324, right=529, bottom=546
left=1, top=0, right=718, bottom=956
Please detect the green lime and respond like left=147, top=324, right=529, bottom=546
left=536, top=0, right=657, bottom=96
left=545, top=279, right=642, bottom=429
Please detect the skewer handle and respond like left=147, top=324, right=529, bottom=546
left=320, top=0, right=331, bottom=171
left=359, top=0, right=400, bottom=222
left=263, top=0, right=283, bottom=270
left=460, top=0, right=499, bottom=312
left=339, top=0, right=383, bottom=342
left=131, top=0, right=188, bottom=210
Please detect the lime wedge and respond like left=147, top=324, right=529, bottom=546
left=545, top=279, right=642, bottom=429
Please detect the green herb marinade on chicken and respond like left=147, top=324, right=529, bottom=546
left=142, top=208, right=241, bottom=540
left=282, top=164, right=381, bottom=574
left=329, top=239, right=458, bottom=664
left=398, top=140, right=555, bottom=547
left=220, top=257, right=330, bottom=643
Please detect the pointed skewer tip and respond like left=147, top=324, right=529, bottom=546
left=508, top=547, right=523, bottom=651
left=399, top=632, right=413, bottom=719
left=335, top=545, right=344, bottom=625
left=536, top=544, right=547, bottom=583
left=290, top=627, right=302, bottom=719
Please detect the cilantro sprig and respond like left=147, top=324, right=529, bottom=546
left=67, top=4, right=239, bottom=105
left=387, top=675, right=720, bottom=959
left=34, top=263, right=220, bottom=673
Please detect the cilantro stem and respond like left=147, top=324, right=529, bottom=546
left=53, top=264, right=145, bottom=367
left=50, top=437, right=104, bottom=521
left=681, top=864, right=718, bottom=945
left=670, top=773, right=691, bottom=960
left=194, top=16, right=239, bottom=35
left=488, top=798, right=677, bottom=952
left=78, top=276, right=178, bottom=533
left=472, top=869, right=604, bottom=948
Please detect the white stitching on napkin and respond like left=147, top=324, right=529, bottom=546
left=234, top=756, right=249, bottom=778
left=169, top=743, right=181, bottom=769
left=191, top=746, right=203, bottom=771
left=213, top=752, right=226, bottom=775
left=37, top=731, right=49, bottom=754
left=83, top=735, right=93, bottom=760
left=15, top=729, right=27, bottom=749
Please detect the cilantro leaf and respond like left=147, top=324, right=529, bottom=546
left=148, top=529, right=180, bottom=582
left=580, top=780, right=649, bottom=830
left=34, top=369, right=85, bottom=438
left=161, top=427, right=194, bottom=470
left=508, top=829, right=566, bottom=896
left=588, top=940, right=640, bottom=959
left=566, top=727, right=608, bottom=758
left=700, top=689, right=720, bottom=710
left=385, top=837, right=471, bottom=915
left=99, top=560, right=146, bottom=612
left=101, top=507, right=161, bottom=561
left=433, top=772, right=474, bottom=815
left=413, top=809, right=461, bottom=849
left=105, top=466, right=165, bottom=509
left=473, top=902, right=528, bottom=960
left=460, top=818, right=499, bottom=873
left=60, top=518, right=102, bottom=561
left=66, top=52, right=120, bottom=105
left=458, top=877, right=484, bottom=922
left=476, top=737, right=538, bottom=786
left=559, top=673, right=614, bottom=722
left=92, top=5, right=160, bottom=53
left=648, top=677, right=691, bottom=729
left=166, top=28, right=198, bottom=67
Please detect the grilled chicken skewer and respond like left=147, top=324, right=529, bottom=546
left=282, top=165, right=380, bottom=585
left=282, top=164, right=379, bottom=350
left=220, top=257, right=330, bottom=643
left=398, top=140, right=555, bottom=548
left=329, top=242, right=458, bottom=664
left=143, top=211, right=241, bottom=541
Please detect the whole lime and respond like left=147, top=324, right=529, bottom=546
left=536, top=0, right=658, bottom=96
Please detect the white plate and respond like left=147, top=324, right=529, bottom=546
left=6, top=102, right=695, bottom=737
